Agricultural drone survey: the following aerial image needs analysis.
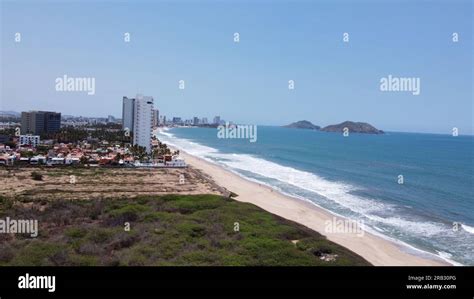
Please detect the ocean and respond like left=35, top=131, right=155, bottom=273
left=156, top=126, right=474, bottom=265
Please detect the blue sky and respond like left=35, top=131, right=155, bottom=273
left=1, top=0, right=472, bottom=134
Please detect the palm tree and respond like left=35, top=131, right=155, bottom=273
left=80, top=155, right=89, bottom=166
left=130, top=144, right=148, bottom=161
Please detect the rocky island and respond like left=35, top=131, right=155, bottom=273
left=321, top=121, right=384, bottom=134
left=283, top=120, right=320, bottom=130
left=284, top=120, right=384, bottom=134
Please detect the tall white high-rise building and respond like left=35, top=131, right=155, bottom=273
left=122, top=94, right=154, bottom=153
left=133, top=94, right=154, bottom=153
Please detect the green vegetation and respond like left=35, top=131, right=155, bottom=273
left=129, top=144, right=148, bottom=161
left=40, top=126, right=131, bottom=144
left=152, top=141, right=171, bottom=156
left=0, top=194, right=370, bottom=266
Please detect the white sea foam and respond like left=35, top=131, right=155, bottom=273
left=156, top=130, right=421, bottom=226
left=461, top=224, right=474, bottom=234
left=155, top=129, right=465, bottom=265
left=365, top=215, right=445, bottom=237
left=210, top=153, right=394, bottom=216
left=373, top=226, right=386, bottom=232
left=437, top=251, right=464, bottom=266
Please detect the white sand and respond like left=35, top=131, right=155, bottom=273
left=179, top=150, right=450, bottom=266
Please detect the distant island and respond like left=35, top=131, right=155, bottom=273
left=283, top=120, right=320, bottom=130
left=283, top=120, right=384, bottom=134
left=321, top=121, right=384, bottom=134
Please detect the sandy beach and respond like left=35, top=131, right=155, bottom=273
left=178, top=150, right=450, bottom=266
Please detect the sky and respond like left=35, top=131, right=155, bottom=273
left=1, top=0, right=472, bottom=134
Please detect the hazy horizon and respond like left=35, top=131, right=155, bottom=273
left=1, top=0, right=472, bottom=135
left=2, top=108, right=474, bottom=136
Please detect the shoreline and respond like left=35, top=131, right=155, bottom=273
left=175, top=148, right=450, bottom=266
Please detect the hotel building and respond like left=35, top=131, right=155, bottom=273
left=122, top=94, right=154, bottom=153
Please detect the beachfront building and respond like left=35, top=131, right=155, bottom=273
left=166, top=155, right=186, bottom=167
left=133, top=95, right=154, bottom=154
left=122, top=94, right=154, bottom=153
left=213, top=116, right=220, bottom=125
left=172, top=117, right=182, bottom=125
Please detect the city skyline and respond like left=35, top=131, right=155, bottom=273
left=1, top=0, right=472, bottom=135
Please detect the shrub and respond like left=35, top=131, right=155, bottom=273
left=108, top=204, right=151, bottom=224
left=87, top=228, right=114, bottom=244
left=9, top=241, right=65, bottom=266
left=65, top=227, right=88, bottom=239
left=31, top=171, right=43, bottom=181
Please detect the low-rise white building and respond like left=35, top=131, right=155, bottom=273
left=65, top=157, right=80, bottom=164
left=19, top=135, right=40, bottom=147
left=50, top=157, right=65, bottom=165
left=165, top=155, right=187, bottom=167
left=30, top=155, right=46, bottom=165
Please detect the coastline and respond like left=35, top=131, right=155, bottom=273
left=175, top=148, right=450, bottom=266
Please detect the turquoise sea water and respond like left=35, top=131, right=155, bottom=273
left=156, top=126, right=474, bottom=265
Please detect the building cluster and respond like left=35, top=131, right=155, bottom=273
left=0, top=93, right=194, bottom=168
left=0, top=139, right=185, bottom=168
left=0, top=110, right=62, bottom=148
left=0, top=110, right=118, bottom=136
left=159, top=115, right=225, bottom=127
left=61, top=115, right=121, bottom=127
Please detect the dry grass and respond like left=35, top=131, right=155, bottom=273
left=0, top=166, right=226, bottom=202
